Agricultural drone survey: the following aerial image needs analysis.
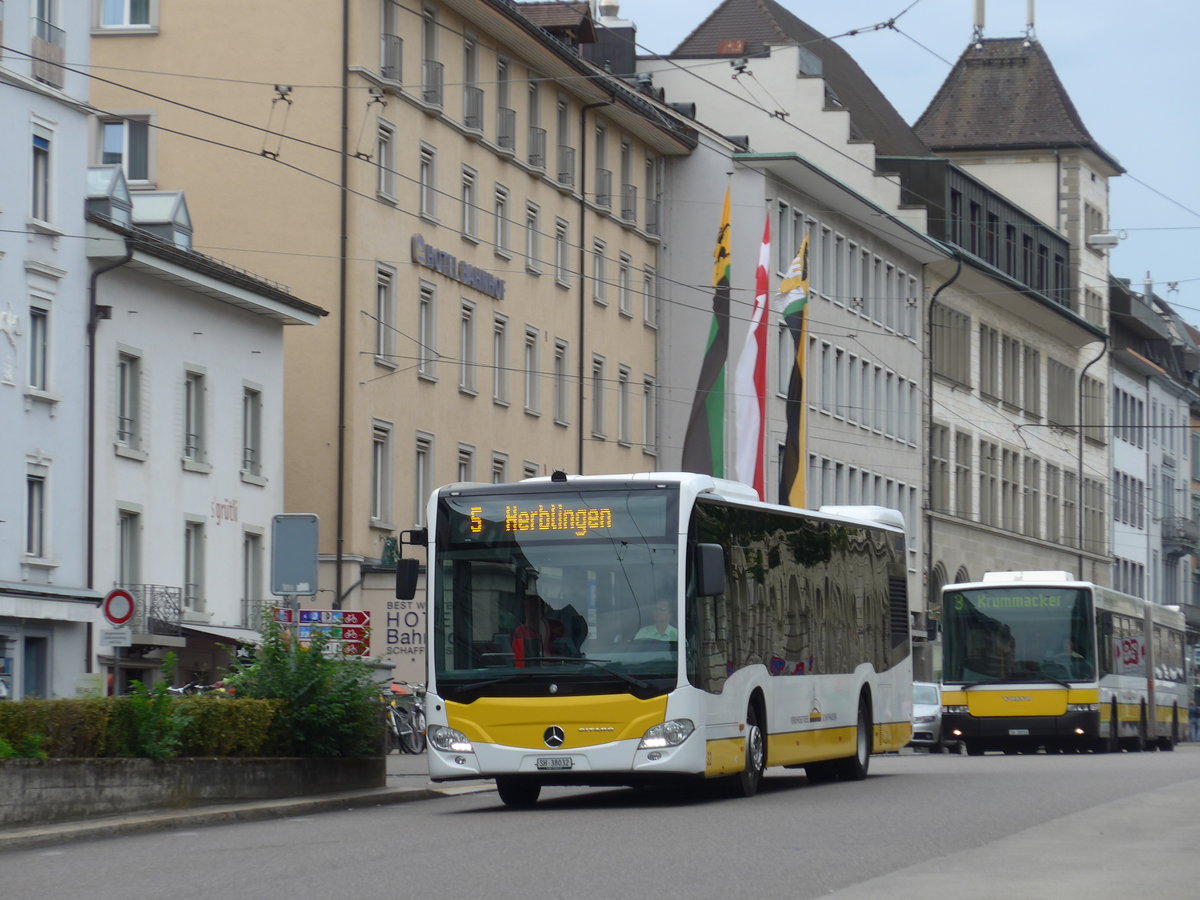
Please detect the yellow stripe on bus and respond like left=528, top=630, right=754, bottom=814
left=446, top=694, right=667, bottom=749
left=940, top=688, right=1098, bottom=718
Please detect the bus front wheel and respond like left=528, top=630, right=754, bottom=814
left=732, top=705, right=765, bottom=798
left=833, top=696, right=872, bottom=781
left=496, top=777, right=541, bottom=808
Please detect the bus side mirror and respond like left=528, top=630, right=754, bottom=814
left=395, top=558, right=419, bottom=600
left=695, top=543, right=725, bottom=597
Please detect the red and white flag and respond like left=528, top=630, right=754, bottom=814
left=732, top=215, right=770, bottom=498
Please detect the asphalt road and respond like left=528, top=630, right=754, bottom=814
left=4, top=746, right=1198, bottom=899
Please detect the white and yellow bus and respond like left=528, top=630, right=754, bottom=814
left=941, top=571, right=1187, bottom=755
left=395, top=471, right=912, bottom=806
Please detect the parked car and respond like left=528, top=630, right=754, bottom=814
left=910, top=681, right=950, bottom=752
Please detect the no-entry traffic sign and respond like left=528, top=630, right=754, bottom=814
left=103, top=588, right=135, bottom=626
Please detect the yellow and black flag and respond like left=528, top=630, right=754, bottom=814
left=681, top=188, right=732, bottom=476
left=777, top=235, right=810, bottom=506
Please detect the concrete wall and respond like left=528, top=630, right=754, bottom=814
left=0, top=756, right=384, bottom=828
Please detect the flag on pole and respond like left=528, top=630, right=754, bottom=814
left=681, top=188, right=732, bottom=476
left=732, top=214, right=770, bottom=498
left=777, top=235, right=810, bottom=507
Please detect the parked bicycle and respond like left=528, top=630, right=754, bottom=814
left=168, top=681, right=228, bottom=696
left=383, top=681, right=426, bottom=754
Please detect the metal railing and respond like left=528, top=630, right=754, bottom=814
left=527, top=126, right=546, bottom=168
left=645, top=197, right=662, bottom=235
left=497, top=107, right=516, bottom=150
left=380, top=33, right=402, bottom=81
left=556, top=145, right=575, bottom=186
left=121, top=584, right=184, bottom=636
left=463, top=85, right=483, bottom=130
left=32, top=16, right=65, bottom=88
left=621, top=183, right=638, bottom=223
left=594, top=168, right=612, bottom=209
left=422, top=59, right=443, bottom=106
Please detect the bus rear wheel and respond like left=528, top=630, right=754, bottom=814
left=732, top=705, right=765, bottom=797
left=496, top=777, right=541, bottom=808
left=833, top=696, right=872, bottom=781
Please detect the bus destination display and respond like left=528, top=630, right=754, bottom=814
left=443, top=492, right=671, bottom=544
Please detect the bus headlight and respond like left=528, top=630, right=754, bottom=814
left=943, top=705, right=969, bottom=715
left=1067, top=703, right=1099, bottom=713
left=639, top=719, right=695, bottom=749
left=427, top=724, right=474, bottom=753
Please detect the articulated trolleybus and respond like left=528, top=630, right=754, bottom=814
left=395, top=471, right=912, bottom=806
left=941, top=571, right=1187, bottom=754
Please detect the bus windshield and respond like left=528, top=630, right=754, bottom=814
left=942, top=586, right=1095, bottom=684
left=431, top=486, right=679, bottom=701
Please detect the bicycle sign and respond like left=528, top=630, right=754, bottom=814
left=273, top=607, right=372, bottom=656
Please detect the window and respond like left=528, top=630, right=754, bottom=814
left=1001, top=335, right=1020, bottom=406
left=25, top=471, right=46, bottom=558
left=376, top=120, right=396, bottom=199
left=117, top=351, right=141, bottom=448
left=494, top=184, right=510, bottom=256
left=100, top=117, right=149, bottom=182
left=979, top=439, right=999, bottom=526
left=591, top=355, right=605, bottom=437
left=28, top=305, right=49, bottom=392
left=979, top=324, right=999, bottom=398
left=931, top=423, right=949, bottom=512
left=419, top=145, right=436, bottom=218
left=99, top=0, right=152, bottom=27
left=523, top=460, right=539, bottom=480
left=642, top=266, right=657, bottom=327
left=491, top=452, right=508, bottom=483
left=592, top=239, right=607, bottom=304
left=375, top=266, right=396, bottom=363
left=1024, top=457, right=1040, bottom=539
left=524, top=326, right=539, bottom=414
left=1045, top=464, right=1061, bottom=543
left=496, top=59, right=514, bottom=149
left=371, top=422, right=393, bottom=525
left=594, top=123, right=610, bottom=208
left=241, top=531, right=263, bottom=627
left=183, top=370, right=205, bottom=463
left=617, top=365, right=631, bottom=445
left=418, top=282, right=437, bottom=379
left=459, top=300, right=476, bottom=393
left=462, top=36, right=481, bottom=129
left=381, top=0, right=401, bottom=79
left=117, top=508, right=141, bottom=586
left=954, top=431, right=972, bottom=518
left=642, top=376, right=657, bottom=455
left=31, top=130, right=51, bottom=222
left=527, top=79, right=545, bottom=168
left=492, top=315, right=508, bottom=404
left=242, top=386, right=262, bottom=476
left=553, top=339, right=569, bottom=424
left=415, top=433, right=433, bottom=525
left=618, top=253, right=632, bottom=316
left=931, top=303, right=969, bottom=385
left=1047, top=359, right=1075, bottom=428
left=1001, top=448, right=1019, bottom=531
left=457, top=443, right=474, bottom=482
left=555, top=218, right=570, bottom=286
left=1023, top=346, right=1041, bottom=416
left=184, top=520, right=205, bottom=613
left=525, top=203, right=541, bottom=273
left=461, top=167, right=477, bottom=238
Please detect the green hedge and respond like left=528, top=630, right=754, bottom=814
left=0, top=697, right=292, bottom=759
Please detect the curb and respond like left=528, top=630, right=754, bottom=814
left=0, top=784, right=449, bottom=853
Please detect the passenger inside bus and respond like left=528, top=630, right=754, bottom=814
left=512, top=592, right=562, bottom=665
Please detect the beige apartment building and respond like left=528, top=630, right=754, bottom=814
left=90, top=1, right=694, bottom=674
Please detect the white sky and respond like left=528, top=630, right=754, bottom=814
left=615, top=0, right=1200, bottom=325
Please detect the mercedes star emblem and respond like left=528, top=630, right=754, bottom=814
left=544, top=726, right=565, bottom=748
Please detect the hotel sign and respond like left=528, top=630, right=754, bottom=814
left=411, top=234, right=506, bottom=300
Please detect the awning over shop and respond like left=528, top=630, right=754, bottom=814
left=180, top=623, right=262, bottom=645
left=1, top=584, right=103, bottom=623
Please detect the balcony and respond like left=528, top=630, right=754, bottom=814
left=33, top=16, right=65, bottom=89
left=645, top=197, right=662, bottom=235
left=1161, top=517, right=1199, bottom=558
left=556, top=145, right=575, bottom=186
left=121, top=584, right=184, bottom=639
left=463, top=84, right=483, bottom=132
left=528, top=126, right=546, bottom=169
left=620, top=183, right=637, bottom=223
left=421, top=59, right=443, bottom=107
left=594, top=168, right=612, bottom=209
left=380, top=33, right=402, bottom=82
left=497, top=107, right=516, bottom=151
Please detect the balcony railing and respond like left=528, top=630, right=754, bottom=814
left=594, top=168, right=612, bottom=209
left=380, top=33, right=402, bottom=81
left=121, top=584, right=184, bottom=637
left=497, top=106, right=516, bottom=150
left=32, top=17, right=65, bottom=88
left=463, top=85, right=483, bottom=131
left=1162, top=517, right=1199, bottom=558
left=528, top=126, right=546, bottom=169
left=645, top=197, right=662, bottom=235
left=556, top=145, right=575, bottom=186
left=621, top=183, right=637, bottom=223
left=422, top=59, right=443, bottom=107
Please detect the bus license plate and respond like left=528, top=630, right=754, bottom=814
left=536, top=757, right=573, bottom=770
left=1008, top=729, right=1029, bottom=736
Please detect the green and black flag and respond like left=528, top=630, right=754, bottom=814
left=777, top=235, right=810, bottom=506
left=681, top=188, right=732, bottom=476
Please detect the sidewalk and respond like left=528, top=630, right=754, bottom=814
left=0, top=752, right=493, bottom=853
